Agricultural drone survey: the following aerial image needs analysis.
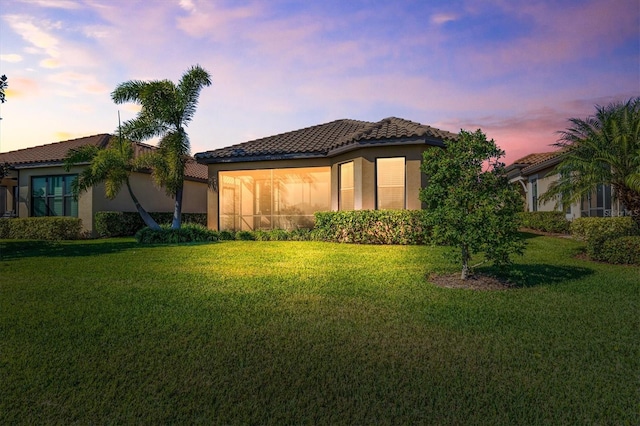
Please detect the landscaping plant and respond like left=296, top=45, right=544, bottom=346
left=420, top=129, right=524, bottom=279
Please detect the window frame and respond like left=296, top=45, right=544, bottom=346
left=31, top=174, right=78, bottom=217
left=338, top=161, right=355, bottom=211
left=375, top=157, right=406, bottom=210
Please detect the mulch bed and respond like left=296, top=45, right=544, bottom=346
left=428, top=272, right=516, bottom=291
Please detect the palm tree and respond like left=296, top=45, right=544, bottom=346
left=111, top=65, right=212, bottom=229
left=540, top=97, right=640, bottom=225
left=64, top=135, right=161, bottom=230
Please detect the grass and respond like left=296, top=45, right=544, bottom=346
left=0, top=234, right=638, bottom=424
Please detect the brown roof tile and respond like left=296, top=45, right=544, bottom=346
left=195, top=117, right=457, bottom=163
left=0, top=134, right=208, bottom=181
left=0, top=134, right=111, bottom=165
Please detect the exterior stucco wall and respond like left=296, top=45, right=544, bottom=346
left=14, top=165, right=95, bottom=231
left=204, top=143, right=436, bottom=230
left=93, top=172, right=207, bottom=214
left=13, top=166, right=207, bottom=234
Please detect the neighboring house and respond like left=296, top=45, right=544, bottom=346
left=195, top=117, right=457, bottom=231
left=507, top=150, right=627, bottom=219
left=0, top=134, right=208, bottom=234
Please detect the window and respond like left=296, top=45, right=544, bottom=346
left=339, top=162, right=354, bottom=211
left=530, top=178, right=538, bottom=212
left=219, top=167, right=331, bottom=231
left=31, top=175, right=78, bottom=217
left=376, top=157, right=405, bottom=210
left=581, top=184, right=612, bottom=217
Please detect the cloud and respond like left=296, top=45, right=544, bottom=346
left=430, top=13, right=458, bottom=25
left=19, top=0, right=82, bottom=9
left=1, top=77, right=41, bottom=99
left=179, top=0, right=196, bottom=13
left=0, top=54, right=23, bottom=63
left=49, top=71, right=110, bottom=95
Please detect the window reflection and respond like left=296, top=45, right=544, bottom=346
left=219, top=167, right=330, bottom=231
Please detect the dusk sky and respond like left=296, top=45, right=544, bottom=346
left=0, top=0, right=638, bottom=163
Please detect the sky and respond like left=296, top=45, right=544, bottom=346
left=0, top=0, right=638, bottom=164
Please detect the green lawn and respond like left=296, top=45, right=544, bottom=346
left=0, top=235, right=638, bottom=424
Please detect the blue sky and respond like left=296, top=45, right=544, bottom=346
left=0, top=0, right=638, bottom=163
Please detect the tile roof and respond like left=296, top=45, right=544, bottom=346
left=510, top=151, right=561, bottom=166
left=195, top=117, right=457, bottom=163
left=0, top=134, right=208, bottom=181
left=0, top=134, right=111, bottom=165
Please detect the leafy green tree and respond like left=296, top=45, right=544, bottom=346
left=64, top=135, right=161, bottom=230
left=111, top=65, right=212, bottom=229
left=420, top=129, right=524, bottom=280
left=540, top=98, right=640, bottom=225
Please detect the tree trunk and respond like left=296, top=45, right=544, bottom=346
left=126, top=179, right=161, bottom=230
left=461, top=245, right=470, bottom=280
left=171, top=184, right=183, bottom=229
left=617, top=186, right=640, bottom=227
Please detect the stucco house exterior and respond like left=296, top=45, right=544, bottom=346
left=195, top=117, right=458, bottom=231
left=0, top=134, right=208, bottom=234
left=507, top=150, right=627, bottom=219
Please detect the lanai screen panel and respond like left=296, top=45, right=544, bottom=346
left=219, top=167, right=331, bottom=231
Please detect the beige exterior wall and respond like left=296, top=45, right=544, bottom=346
left=205, top=143, right=436, bottom=230
left=13, top=166, right=207, bottom=234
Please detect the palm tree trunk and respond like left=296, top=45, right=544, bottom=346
left=617, top=187, right=640, bottom=227
left=125, top=179, right=161, bottom=230
left=171, top=184, right=183, bottom=229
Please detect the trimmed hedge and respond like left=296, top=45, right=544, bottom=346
left=94, top=211, right=207, bottom=237
left=313, top=210, right=431, bottom=245
left=596, top=236, right=640, bottom=265
left=0, top=217, right=83, bottom=240
left=135, top=224, right=218, bottom=244
left=570, top=217, right=640, bottom=261
left=519, top=211, right=570, bottom=234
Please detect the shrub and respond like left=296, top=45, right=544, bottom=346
left=135, top=223, right=218, bottom=244
left=235, top=230, right=256, bottom=241
left=519, top=211, right=570, bottom=234
left=313, top=210, right=431, bottom=245
left=94, top=211, right=207, bottom=237
left=4, top=217, right=83, bottom=240
left=0, top=219, right=9, bottom=238
left=570, top=217, right=640, bottom=260
left=217, top=230, right=235, bottom=241
left=596, top=236, right=640, bottom=264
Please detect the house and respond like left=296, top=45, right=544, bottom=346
left=507, top=150, right=627, bottom=218
left=194, top=117, right=457, bottom=231
left=0, top=134, right=208, bottom=234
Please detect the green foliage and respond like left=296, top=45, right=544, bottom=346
left=312, top=210, right=431, bottom=244
left=540, top=97, right=640, bottom=225
left=135, top=223, right=218, bottom=244
left=1, top=217, right=82, bottom=240
left=0, top=219, right=9, bottom=238
left=420, top=129, right=524, bottom=279
left=112, top=65, right=212, bottom=229
left=519, top=211, right=570, bottom=233
left=217, top=230, right=236, bottom=241
left=64, top=136, right=161, bottom=230
left=94, top=211, right=207, bottom=237
left=596, top=236, right=640, bottom=264
left=570, top=217, right=639, bottom=260
left=235, top=230, right=256, bottom=241
left=570, top=217, right=639, bottom=241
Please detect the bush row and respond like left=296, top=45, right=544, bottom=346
left=570, top=217, right=640, bottom=264
left=519, top=211, right=570, bottom=234
left=135, top=225, right=316, bottom=244
left=313, top=210, right=432, bottom=245
left=94, top=211, right=207, bottom=237
left=0, top=217, right=83, bottom=240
